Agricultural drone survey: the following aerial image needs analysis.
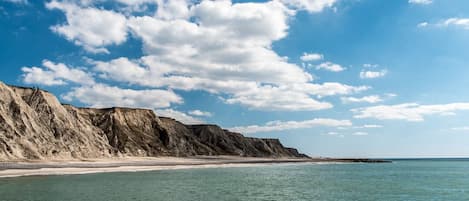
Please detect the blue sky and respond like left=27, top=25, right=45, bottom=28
left=2, top=0, right=469, bottom=158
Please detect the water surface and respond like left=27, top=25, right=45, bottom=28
left=1, top=160, right=469, bottom=201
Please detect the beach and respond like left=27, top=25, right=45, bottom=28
left=0, top=156, right=325, bottom=178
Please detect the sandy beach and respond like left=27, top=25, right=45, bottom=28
left=0, top=156, right=325, bottom=178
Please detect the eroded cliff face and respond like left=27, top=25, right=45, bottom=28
left=0, top=82, right=307, bottom=160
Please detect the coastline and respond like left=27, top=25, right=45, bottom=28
left=0, top=156, right=388, bottom=178
left=0, top=157, right=312, bottom=178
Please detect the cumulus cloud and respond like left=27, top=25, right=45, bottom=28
left=92, top=57, right=147, bottom=83
left=228, top=118, right=352, bottom=134
left=126, top=1, right=306, bottom=84
left=224, top=85, right=333, bottom=111
left=223, top=82, right=368, bottom=111
left=155, top=0, right=191, bottom=20
left=188, top=110, right=212, bottom=117
left=352, top=103, right=469, bottom=122
left=292, top=82, right=370, bottom=97
left=25, top=0, right=369, bottom=119
left=62, top=84, right=182, bottom=109
left=122, top=0, right=340, bottom=111
left=300, top=52, right=323, bottom=61
left=114, top=0, right=155, bottom=5
left=316, top=62, right=345, bottom=72
left=46, top=0, right=128, bottom=53
left=360, top=70, right=387, bottom=79
left=74, top=0, right=366, bottom=111
left=91, top=57, right=368, bottom=111
left=408, top=0, right=432, bottom=5
left=155, top=109, right=204, bottom=124
left=58, top=80, right=196, bottom=124
left=21, top=60, right=94, bottom=86
left=341, top=95, right=383, bottom=104
left=281, top=0, right=336, bottom=13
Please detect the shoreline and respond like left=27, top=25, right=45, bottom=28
left=0, top=156, right=390, bottom=178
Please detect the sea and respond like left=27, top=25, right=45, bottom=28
left=1, top=159, right=469, bottom=201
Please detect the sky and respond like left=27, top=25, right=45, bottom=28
left=2, top=0, right=469, bottom=158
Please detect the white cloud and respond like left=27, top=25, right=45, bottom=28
left=92, top=57, right=147, bottom=83
left=385, top=93, right=398, bottom=97
left=21, top=67, right=66, bottom=86
left=229, top=118, right=352, bottom=134
left=341, top=95, right=383, bottom=104
left=352, top=131, right=368, bottom=136
left=360, top=70, right=387, bottom=79
left=155, top=109, right=204, bottom=124
left=126, top=1, right=304, bottom=85
left=322, top=132, right=345, bottom=138
left=46, top=0, right=128, bottom=53
left=352, top=103, right=469, bottom=122
left=21, top=60, right=94, bottom=86
left=56, top=79, right=196, bottom=124
left=408, top=0, right=432, bottom=5
left=316, top=62, right=345, bottom=72
left=362, top=124, right=383, bottom=128
left=115, top=0, right=155, bottom=6
left=91, top=54, right=310, bottom=92
left=300, top=52, right=323, bottom=62
left=421, top=18, right=469, bottom=29
left=291, top=82, right=370, bottom=97
left=417, top=22, right=429, bottom=27
left=3, top=0, right=28, bottom=4
left=188, top=110, right=212, bottom=117
left=36, top=0, right=369, bottom=113
left=122, top=1, right=333, bottom=111
left=224, top=82, right=368, bottom=111
left=322, top=132, right=344, bottom=137
left=225, top=85, right=333, bottom=111
left=92, top=1, right=366, bottom=111
left=91, top=57, right=364, bottom=111
left=363, top=63, right=378, bottom=68
left=62, top=84, right=182, bottom=109
left=339, top=124, right=383, bottom=130
left=440, top=18, right=469, bottom=29
left=155, top=0, right=191, bottom=20
left=281, top=0, right=336, bottom=13
left=360, top=64, right=387, bottom=79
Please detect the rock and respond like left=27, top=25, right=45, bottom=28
left=0, top=81, right=307, bottom=160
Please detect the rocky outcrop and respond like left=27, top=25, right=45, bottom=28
left=0, top=82, right=307, bottom=161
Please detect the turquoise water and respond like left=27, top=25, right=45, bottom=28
left=1, top=160, right=469, bottom=201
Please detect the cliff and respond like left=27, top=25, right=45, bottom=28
left=0, top=82, right=307, bottom=160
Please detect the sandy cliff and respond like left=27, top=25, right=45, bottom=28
left=0, top=82, right=307, bottom=160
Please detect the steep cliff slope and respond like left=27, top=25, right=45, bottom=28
left=0, top=83, right=111, bottom=160
left=0, top=82, right=307, bottom=160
